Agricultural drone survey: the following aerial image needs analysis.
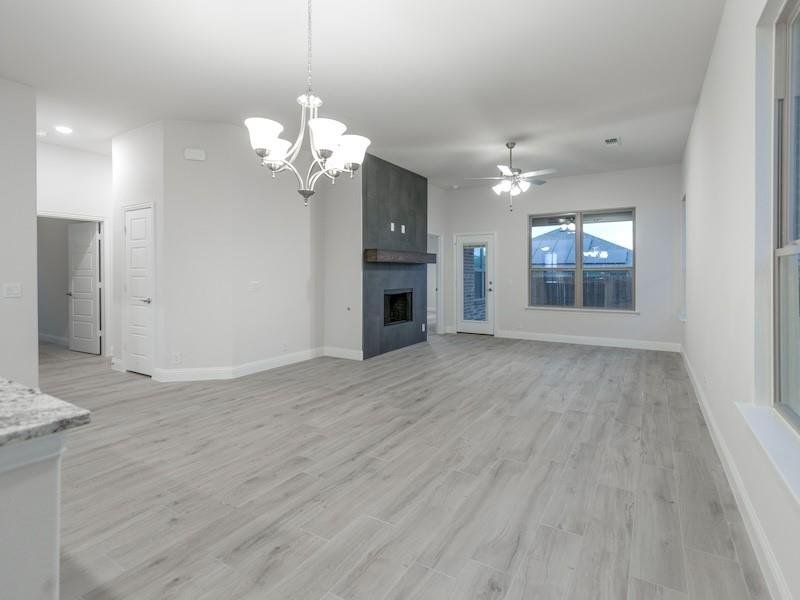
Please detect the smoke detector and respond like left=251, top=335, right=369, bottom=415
left=603, top=136, right=622, bottom=147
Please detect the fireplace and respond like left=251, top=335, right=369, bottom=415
left=384, top=289, right=413, bottom=325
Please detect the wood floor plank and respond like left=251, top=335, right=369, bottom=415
left=566, top=484, right=635, bottom=600
left=675, top=451, right=735, bottom=560
left=685, top=548, right=750, bottom=600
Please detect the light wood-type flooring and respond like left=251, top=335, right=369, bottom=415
left=38, top=335, right=771, bottom=600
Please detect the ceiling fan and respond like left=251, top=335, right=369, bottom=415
left=467, top=142, right=555, bottom=210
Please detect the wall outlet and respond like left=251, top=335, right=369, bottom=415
left=390, top=222, right=395, bottom=232
left=401, top=224, right=406, bottom=234
left=172, top=352, right=182, bottom=365
left=422, top=323, right=426, bottom=332
left=2, top=282, right=22, bottom=298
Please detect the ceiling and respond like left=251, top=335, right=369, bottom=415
left=0, top=0, right=724, bottom=187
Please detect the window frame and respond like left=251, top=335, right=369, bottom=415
left=774, top=4, right=800, bottom=429
left=527, top=208, right=636, bottom=311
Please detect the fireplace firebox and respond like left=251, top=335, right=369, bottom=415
left=384, top=289, right=413, bottom=325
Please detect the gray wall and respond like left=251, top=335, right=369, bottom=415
left=37, top=217, right=70, bottom=345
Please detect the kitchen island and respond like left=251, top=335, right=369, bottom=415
left=0, top=377, right=89, bottom=599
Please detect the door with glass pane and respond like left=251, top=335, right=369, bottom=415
left=456, top=234, right=494, bottom=334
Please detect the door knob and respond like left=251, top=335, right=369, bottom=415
left=141, top=297, right=152, bottom=304
left=65, top=292, right=73, bottom=296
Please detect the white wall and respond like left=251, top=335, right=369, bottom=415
left=318, top=174, right=363, bottom=357
left=0, top=78, right=37, bottom=386
left=438, top=164, right=683, bottom=349
left=682, top=0, right=799, bottom=596
left=36, top=218, right=69, bottom=345
left=37, top=143, right=111, bottom=219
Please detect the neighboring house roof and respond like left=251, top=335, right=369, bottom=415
left=531, top=229, right=632, bottom=267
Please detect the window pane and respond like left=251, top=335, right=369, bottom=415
left=463, top=244, right=487, bottom=321
left=582, top=211, right=634, bottom=268
left=530, top=270, right=575, bottom=306
left=789, top=16, right=800, bottom=242
left=583, top=270, right=634, bottom=310
left=531, top=214, right=576, bottom=267
left=778, top=254, right=800, bottom=420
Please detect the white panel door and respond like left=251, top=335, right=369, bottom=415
left=125, top=207, right=154, bottom=376
left=68, top=222, right=101, bottom=354
left=456, top=234, right=495, bottom=335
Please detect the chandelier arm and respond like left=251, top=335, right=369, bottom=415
left=285, top=104, right=308, bottom=164
left=274, top=159, right=306, bottom=190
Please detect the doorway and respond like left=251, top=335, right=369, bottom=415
left=426, top=233, right=442, bottom=334
left=455, top=233, right=495, bottom=335
left=37, top=216, right=103, bottom=355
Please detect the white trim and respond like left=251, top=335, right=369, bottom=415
left=445, top=326, right=457, bottom=334
left=152, top=348, right=324, bottom=382
left=682, top=351, right=792, bottom=600
left=495, top=329, right=681, bottom=352
left=38, top=332, right=68, bottom=347
left=0, top=433, right=64, bottom=476
left=37, top=209, right=104, bottom=222
left=322, top=347, right=363, bottom=361
left=524, top=306, right=640, bottom=315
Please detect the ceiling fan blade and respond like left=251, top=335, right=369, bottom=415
left=530, top=179, right=547, bottom=186
left=464, top=177, right=508, bottom=180
left=497, top=165, right=513, bottom=176
left=519, top=168, right=556, bottom=178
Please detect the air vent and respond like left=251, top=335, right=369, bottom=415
left=603, top=137, right=622, bottom=147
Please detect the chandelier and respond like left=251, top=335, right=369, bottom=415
left=244, top=0, right=371, bottom=205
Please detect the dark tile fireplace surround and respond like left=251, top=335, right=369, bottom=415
left=362, top=154, right=432, bottom=359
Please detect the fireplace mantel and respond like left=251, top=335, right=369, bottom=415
left=364, top=249, right=436, bottom=264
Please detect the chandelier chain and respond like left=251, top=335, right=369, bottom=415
left=306, top=0, right=313, bottom=93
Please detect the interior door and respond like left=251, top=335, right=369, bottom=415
left=456, top=234, right=495, bottom=335
left=67, top=222, right=101, bottom=354
left=125, top=207, right=154, bottom=376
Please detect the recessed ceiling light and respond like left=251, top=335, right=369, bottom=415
left=54, top=125, right=73, bottom=135
left=36, top=130, right=47, bottom=137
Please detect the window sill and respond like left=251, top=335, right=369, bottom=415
left=737, top=403, right=800, bottom=503
left=525, top=306, right=639, bottom=315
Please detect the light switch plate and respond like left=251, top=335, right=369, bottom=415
left=390, top=222, right=395, bottom=232
left=401, top=224, right=406, bottom=234
left=184, top=147, right=206, bottom=161
left=2, top=282, right=22, bottom=298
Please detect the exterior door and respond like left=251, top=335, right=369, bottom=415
left=67, top=222, right=101, bottom=354
left=125, top=207, right=154, bottom=376
left=456, top=234, right=495, bottom=335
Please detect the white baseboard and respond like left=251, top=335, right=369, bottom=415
left=152, top=348, right=324, bottom=382
left=110, top=358, right=125, bottom=373
left=445, top=326, right=457, bottom=334
left=681, top=351, right=791, bottom=600
left=495, top=329, right=682, bottom=352
left=322, top=347, right=363, bottom=361
left=38, top=333, right=68, bottom=347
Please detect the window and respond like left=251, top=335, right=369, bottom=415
left=529, top=209, right=635, bottom=310
left=473, top=247, right=486, bottom=300
left=776, top=7, right=800, bottom=424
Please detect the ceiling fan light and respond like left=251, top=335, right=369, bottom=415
left=244, top=118, right=284, bottom=154
left=338, top=134, right=371, bottom=169
left=309, top=118, right=347, bottom=156
left=518, top=180, right=531, bottom=192
left=492, top=183, right=505, bottom=195
left=510, top=184, right=522, bottom=197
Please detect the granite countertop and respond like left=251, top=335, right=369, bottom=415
left=0, top=377, right=90, bottom=447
